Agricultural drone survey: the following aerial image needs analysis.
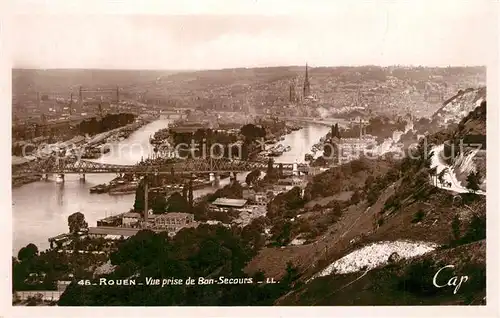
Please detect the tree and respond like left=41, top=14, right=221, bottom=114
left=271, top=221, right=292, bottom=246
left=17, top=243, right=39, bottom=262
left=282, top=261, right=299, bottom=286
left=267, top=187, right=304, bottom=220
left=166, top=192, right=190, bottom=212
left=68, top=212, right=88, bottom=234
left=350, top=190, right=361, bottom=205
left=437, top=169, right=446, bottom=186
left=466, top=171, right=481, bottom=193
left=240, top=124, right=266, bottom=142
left=428, top=167, right=437, bottom=186
left=182, top=184, right=188, bottom=199
left=151, top=194, right=167, bottom=214
left=312, top=156, right=327, bottom=167
left=278, top=163, right=284, bottom=178
left=266, top=158, right=277, bottom=180
left=134, top=178, right=146, bottom=212
left=245, top=169, right=261, bottom=186
left=188, top=179, right=194, bottom=209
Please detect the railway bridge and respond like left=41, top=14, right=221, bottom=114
left=13, top=156, right=309, bottom=182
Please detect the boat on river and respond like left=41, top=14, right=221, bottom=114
left=108, top=181, right=139, bottom=195
left=90, top=184, right=110, bottom=194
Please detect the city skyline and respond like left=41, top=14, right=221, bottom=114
left=6, top=1, right=495, bottom=70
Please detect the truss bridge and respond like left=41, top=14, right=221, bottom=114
left=13, top=156, right=309, bottom=177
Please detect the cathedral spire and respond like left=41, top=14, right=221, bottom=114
left=303, top=63, right=311, bottom=97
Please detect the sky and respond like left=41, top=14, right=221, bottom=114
left=4, top=0, right=497, bottom=69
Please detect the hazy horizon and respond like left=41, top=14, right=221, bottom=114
left=11, top=64, right=489, bottom=72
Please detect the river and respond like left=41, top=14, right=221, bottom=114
left=12, top=119, right=330, bottom=254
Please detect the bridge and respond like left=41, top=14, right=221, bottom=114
left=272, top=116, right=349, bottom=127
left=13, top=157, right=309, bottom=177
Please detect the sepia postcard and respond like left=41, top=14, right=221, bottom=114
left=2, top=0, right=499, bottom=317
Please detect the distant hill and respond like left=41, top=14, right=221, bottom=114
left=12, top=69, right=185, bottom=96
left=431, top=87, right=486, bottom=127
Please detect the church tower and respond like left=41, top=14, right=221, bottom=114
left=303, top=63, right=311, bottom=98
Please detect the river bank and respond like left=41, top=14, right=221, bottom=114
left=12, top=174, right=43, bottom=188
left=12, top=120, right=329, bottom=254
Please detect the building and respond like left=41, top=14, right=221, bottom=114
left=303, top=63, right=311, bottom=98
left=14, top=280, right=72, bottom=303
left=232, top=204, right=267, bottom=227
left=152, top=213, right=194, bottom=227
left=48, top=233, right=72, bottom=248
left=150, top=213, right=197, bottom=236
left=336, top=136, right=376, bottom=163
left=88, top=226, right=142, bottom=239
left=122, top=212, right=142, bottom=225
left=211, top=198, right=248, bottom=209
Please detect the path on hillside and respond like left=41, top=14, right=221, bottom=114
left=429, top=145, right=486, bottom=196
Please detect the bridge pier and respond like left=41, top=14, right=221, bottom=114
left=230, top=172, right=237, bottom=184
left=210, top=172, right=220, bottom=187
left=41, top=173, right=49, bottom=181
left=55, top=174, right=65, bottom=184
left=79, top=173, right=86, bottom=182
left=292, top=162, right=299, bottom=176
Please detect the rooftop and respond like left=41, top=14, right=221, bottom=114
left=153, top=212, right=194, bottom=219
left=123, top=212, right=142, bottom=218
left=212, top=198, right=248, bottom=208
left=88, top=226, right=142, bottom=237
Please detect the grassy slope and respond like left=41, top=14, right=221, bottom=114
left=278, top=240, right=486, bottom=305
left=244, top=159, right=394, bottom=279
left=272, top=102, right=488, bottom=305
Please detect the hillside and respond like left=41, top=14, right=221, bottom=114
left=246, top=102, right=487, bottom=305
left=431, top=87, right=486, bottom=128
left=278, top=240, right=486, bottom=305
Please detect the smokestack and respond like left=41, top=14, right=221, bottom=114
left=359, top=118, right=363, bottom=139
left=143, top=177, right=149, bottom=224
left=69, top=93, right=73, bottom=115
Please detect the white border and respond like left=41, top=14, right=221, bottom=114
left=1, top=1, right=499, bottom=317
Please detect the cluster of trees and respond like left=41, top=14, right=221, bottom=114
left=245, top=169, right=262, bottom=186
left=13, top=243, right=60, bottom=292
left=58, top=224, right=301, bottom=305
left=240, top=123, right=267, bottom=159
left=304, top=158, right=372, bottom=200
left=171, top=128, right=241, bottom=159
left=77, top=113, right=136, bottom=135
left=13, top=240, right=116, bottom=297
left=68, top=212, right=88, bottom=235
left=133, top=178, right=194, bottom=215
left=466, top=171, right=482, bottom=193
left=267, top=187, right=305, bottom=221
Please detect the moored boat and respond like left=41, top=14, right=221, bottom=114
left=90, top=184, right=110, bottom=194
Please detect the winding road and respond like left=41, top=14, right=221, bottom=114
left=429, top=144, right=486, bottom=196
